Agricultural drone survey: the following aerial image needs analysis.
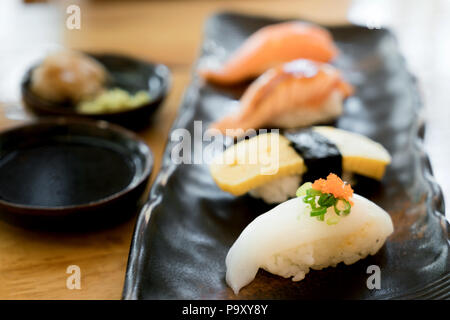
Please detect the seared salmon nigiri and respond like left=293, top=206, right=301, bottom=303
left=211, top=59, right=353, bottom=135
left=199, top=22, right=338, bottom=85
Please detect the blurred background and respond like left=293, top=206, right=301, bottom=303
left=0, top=0, right=448, bottom=299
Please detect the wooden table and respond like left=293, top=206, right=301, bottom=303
left=0, top=0, right=448, bottom=299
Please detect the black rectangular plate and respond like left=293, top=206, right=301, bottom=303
left=123, top=12, right=450, bottom=299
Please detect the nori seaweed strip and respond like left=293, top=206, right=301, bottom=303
left=283, top=128, right=342, bottom=182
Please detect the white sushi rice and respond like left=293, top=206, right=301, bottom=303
left=262, top=221, right=385, bottom=282
left=248, top=174, right=302, bottom=204
left=270, top=90, right=343, bottom=128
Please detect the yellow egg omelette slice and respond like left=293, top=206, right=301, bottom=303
left=209, top=133, right=306, bottom=196
left=312, top=126, right=391, bottom=180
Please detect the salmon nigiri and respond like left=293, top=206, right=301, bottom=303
left=211, top=59, right=353, bottom=135
left=199, top=22, right=338, bottom=85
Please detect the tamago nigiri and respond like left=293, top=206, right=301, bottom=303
left=210, top=126, right=391, bottom=204
left=211, top=59, right=353, bottom=135
left=199, top=22, right=338, bottom=85
left=225, top=174, right=394, bottom=294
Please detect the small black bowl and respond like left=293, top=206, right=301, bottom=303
left=0, top=118, right=153, bottom=230
left=21, top=53, right=171, bottom=131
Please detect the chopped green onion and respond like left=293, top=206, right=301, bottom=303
left=342, top=200, right=351, bottom=215
left=306, top=188, right=322, bottom=197
left=333, top=204, right=341, bottom=216
left=318, top=193, right=337, bottom=207
left=296, top=182, right=312, bottom=197
left=310, top=207, right=327, bottom=216
left=296, top=183, right=352, bottom=224
left=326, top=216, right=340, bottom=225
left=334, top=199, right=351, bottom=216
left=316, top=214, right=325, bottom=221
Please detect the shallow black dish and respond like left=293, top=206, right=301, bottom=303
left=0, top=118, right=153, bottom=230
left=21, top=53, right=171, bottom=130
left=123, top=13, right=449, bottom=299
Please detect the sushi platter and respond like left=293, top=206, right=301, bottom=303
left=122, top=12, right=449, bottom=299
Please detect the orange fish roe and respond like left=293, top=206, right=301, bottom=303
left=312, top=173, right=354, bottom=205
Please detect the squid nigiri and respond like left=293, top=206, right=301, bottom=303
left=199, top=22, right=338, bottom=85
left=211, top=59, right=353, bottom=136
left=226, top=174, right=394, bottom=295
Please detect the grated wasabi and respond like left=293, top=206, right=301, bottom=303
left=77, top=88, right=151, bottom=114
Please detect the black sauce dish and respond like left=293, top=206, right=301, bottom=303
left=21, top=53, right=171, bottom=131
left=0, top=118, right=153, bottom=230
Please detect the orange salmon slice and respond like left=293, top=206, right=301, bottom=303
left=199, top=22, right=339, bottom=85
